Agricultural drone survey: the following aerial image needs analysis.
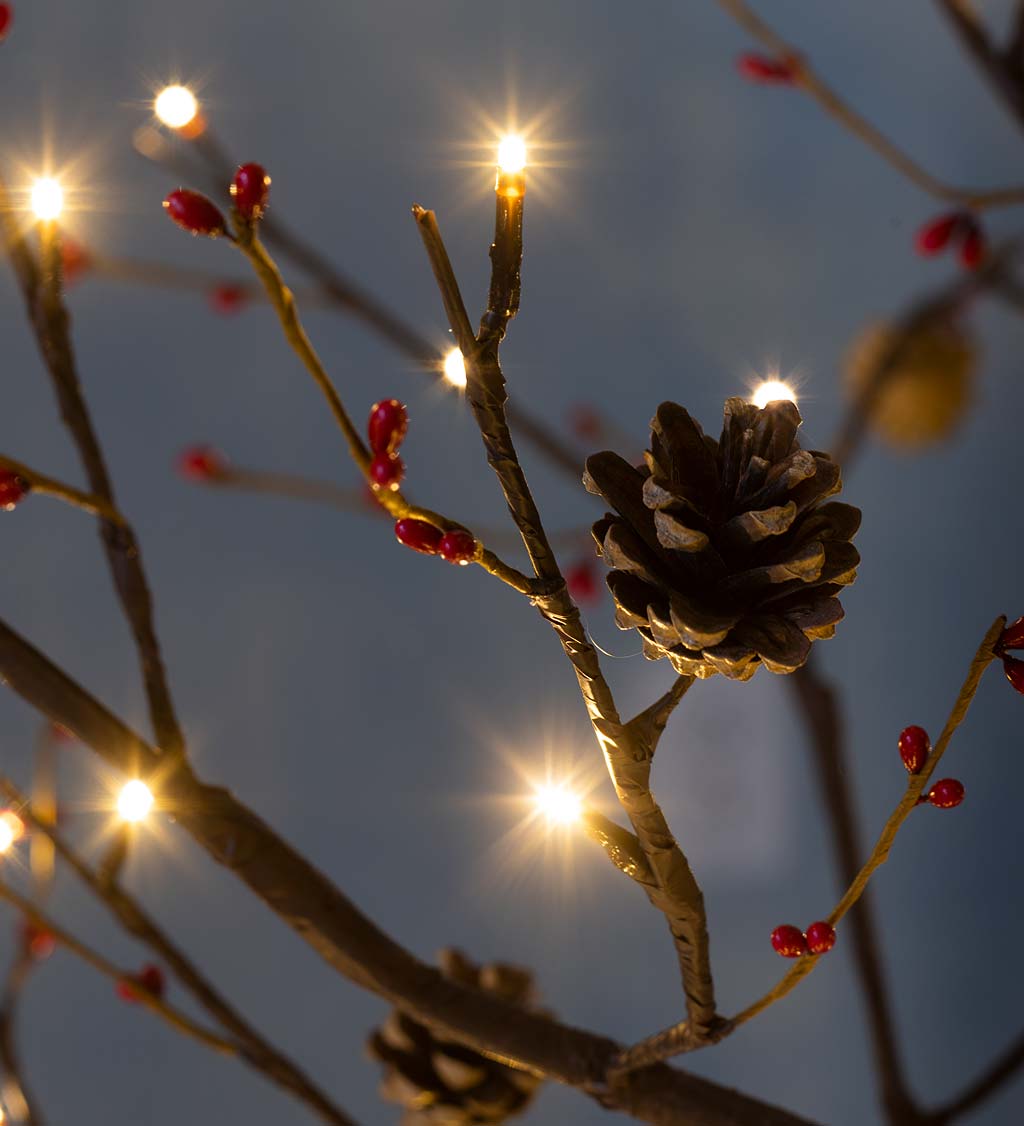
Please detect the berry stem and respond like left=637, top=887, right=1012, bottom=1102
left=0, top=454, right=125, bottom=523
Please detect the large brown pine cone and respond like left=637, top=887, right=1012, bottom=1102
left=367, top=949, right=543, bottom=1125
left=584, top=398, right=860, bottom=681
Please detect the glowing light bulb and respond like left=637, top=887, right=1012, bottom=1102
left=0, top=811, right=25, bottom=853
left=497, top=134, right=527, bottom=174
left=117, top=780, right=154, bottom=823
left=30, top=178, right=63, bottom=221
left=752, top=379, right=797, bottom=409
left=442, top=347, right=467, bottom=389
left=154, top=85, right=199, bottom=129
left=534, top=784, right=583, bottom=825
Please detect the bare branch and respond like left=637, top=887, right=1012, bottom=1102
left=0, top=452, right=125, bottom=524
left=0, top=953, right=44, bottom=1126
left=928, top=1027, right=1024, bottom=1121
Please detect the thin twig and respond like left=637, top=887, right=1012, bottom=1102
left=0, top=613, right=817, bottom=1126
left=1, top=782, right=357, bottom=1126
left=412, top=205, right=720, bottom=1042
left=0, top=453, right=125, bottom=524
left=716, top=0, right=1024, bottom=209
left=0, top=952, right=44, bottom=1126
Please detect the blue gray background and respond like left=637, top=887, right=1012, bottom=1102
left=2, top=1, right=1023, bottom=1123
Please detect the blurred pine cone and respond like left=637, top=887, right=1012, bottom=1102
left=844, top=320, right=976, bottom=448
left=584, top=398, right=860, bottom=681
left=368, top=949, right=542, bottom=1125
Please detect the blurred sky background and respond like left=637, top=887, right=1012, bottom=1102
left=2, top=1, right=1023, bottom=1123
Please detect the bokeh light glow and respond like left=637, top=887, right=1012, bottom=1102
left=0, top=811, right=25, bottom=853
left=534, top=784, right=583, bottom=825
left=443, top=347, right=467, bottom=388
left=497, top=134, right=527, bottom=173
left=154, top=85, right=199, bottom=129
left=117, top=780, right=154, bottom=823
left=752, top=379, right=797, bottom=409
left=30, top=178, right=63, bottom=220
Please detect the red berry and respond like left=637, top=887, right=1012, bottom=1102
left=0, top=469, right=29, bottom=511
left=394, top=518, right=443, bottom=555
left=0, top=5, right=12, bottom=39
left=21, top=921, right=56, bottom=962
left=959, top=222, right=987, bottom=270
left=230, top=163, right=271, bottom=221
left=60, top=237, right=93, bottom=285
left=369, top=452, right=404, bottom=491
left=926, top=778, right=965, bottom=809
left=567, top=403, right=602, bottom=441
left=805, top=921, right=836, bottom=955
left=998, top=616, right=1024, bottom=653
left=209, top=283, right=248, bottom=315
left=770, top=924, right=808, bottom=958
left=367, top=399, right=408, bottom=455
left=163, top=189, right=226, bottom=237
left=118, top=963, right=165, bottom=1003
left=914, top=212, right=963, bottom=256
left=566, top=560, right=601, bottom=604
left=438, top=529, right=477, bottom=565
left=49, top=721, right=75, bottom=743
left=177, top=445, right=226, bottom=481
left=737, top=53, right=798, bottom=84
left=1004, top=654, right=1024, bottom=695
left=897, top=725, right=930, bottom=774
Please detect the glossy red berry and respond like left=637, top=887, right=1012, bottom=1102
left=770, top=924, right=808, bottom=958
left=914, top=212, right=963, bottom=256
left=209, top=283, right=247, bottom=315
left=438, top=529, right=477, bottom=565
left=566, top=560, right=601, bottom=603
left=163, top=189, right=226, bottom=237
left=926, top=778, right=965, bottom=809
left=1004, top=654, right=1024, bottom=695
left=805, top=921, right=836, bottom=955
left=118, top=963, right=165, bottom=1003
left=395, top=518, right=443, bottom=555
left=959, top=222, right=987, bottom=270
left=737, top=53, right=798, bottom=84
left=998, top=616, right=1024, bottom=653
left=897, top=725, right=930, bottom=774
left=369, top=452, right=404, bottom=491
left=367, top=399, right=408, bottom=455
left=0, top=5, right=12, bottom=39
left=21, top=921, right=56, bottom=962
left=0, top=469, right=29, bottom=511
left=230, top=163, right=271, bottom=220
left=60, top=237, right=93, bottom=285
left=177, top=445, right=226, bottom=481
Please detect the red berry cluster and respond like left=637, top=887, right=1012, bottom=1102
left=915, top=212, right=987, bottom=270
left=0, top=5, right=12, bottom=40
left=0, top=468, right=29, bottom=511
left=997, top=616, right=1024, bottom=695
left=566, top=558, right=602, bottom=604
left=770, top=921, right=836, bottom=958
left=176, top=445, right=226, bottom=482
left=394, top=520, right=477, bottom=566
left=20, top=920, right=56, bottom=962
left=737, top=52, right=799, bottom=84
left=367, top=399, right=408, bottom=491
left=117, top=963, right=166, bottom=1004
left=163, top=163, right=271, bottom=237
left=898, top=725, right=965, bottom=808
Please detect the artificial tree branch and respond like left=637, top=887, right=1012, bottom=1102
left=716, top=0, right=1024, bottom=209
left=0, top=453, right=125, bottom=524
left=411, top=204, right=720, bottom=1042
left=0, top=880, right=237, bottom=1057
left=615, top=616, right=1005, bottom=1072
left=0, top=616, right=817, bottom=1126
left=1, top=782, right=356, bottom=1126
left=0, top=952, right=44, bottom=1126
left=0, top=177, right=186, bottom=763
left=927, top=1027, right=1024, bottom=1122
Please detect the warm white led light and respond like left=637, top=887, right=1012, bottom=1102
left=155, top=85, right=199, bottom=129
left=534, top=784, right=583, bottom=825
left=442, top=347, right=467, bottom=389
left=0, top=819, right=15, bottom=855
left=497, top=135, right=527, bottom=174
left=117, top=780, right=154, bottom=823
left=752, top=379, right=797, bottom=409
left=30, top=178, right=63, bottom=221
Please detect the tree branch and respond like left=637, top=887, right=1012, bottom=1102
left=0, top=453, right=125, bottom=524
left=0, top=953, right=44, bottom=1126
left=927, top=1027, right=1024, bottom=1122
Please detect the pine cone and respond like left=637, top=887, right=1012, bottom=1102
left=368, top=949, right=543, bottom=1125
left=844, top=320, right=976, bottom=448
left=584, top=398, right=860, bottom=681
